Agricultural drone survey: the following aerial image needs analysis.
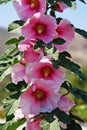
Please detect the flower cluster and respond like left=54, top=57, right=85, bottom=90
left=11, top=0, right=75, bottom=129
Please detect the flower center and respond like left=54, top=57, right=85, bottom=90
left=42, top=66, right=52, bottom=77
left=34, top=90, right=45, bottom=100
left=35, top=24, right=45, bottom=34
left=29, top=0, right=39, bottom=9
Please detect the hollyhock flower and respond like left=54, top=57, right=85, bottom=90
left=26, top=57, right=65, bottom=87
left=56, top=2, right=68, bottom=12
left=20, top=79, right=60, bottom=117
left=13, top=0, right=46, bottom=20
left=11, top=63, right=28, bottom=84
left=18, top=39, right=44, bottom=63
left=26, top=117, right=43, bottom=130
left=53, top=19, right=75, bottom=52
left=14, top=108, right=24, bottom=120
left=57, top=96, right=75, bottom=114
left=18, top=39, right=36, bottom=52
left=22, top=13, right=57, bottom=44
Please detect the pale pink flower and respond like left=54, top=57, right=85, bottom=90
left=26, top=117, right=43, bottom=130
left=56, top=2, right=68, bottom=12
left=13, top=0, right=46, bottom=20
left=11, top=63, right=28, bottom=84
left=20, top=79, right=60, bottom=117
left=18, top=39, right=36, bottom=52
left=22, top=13, right=57, bottom=44
left=58, top=96, right=75, bottom=114
left=14, top=108, right=24, bottom=120
left=53, top=19, right=75, bottom=52
left=18, top=39, right=44, bottom=63
left=26, top=58, right=65, bottom=87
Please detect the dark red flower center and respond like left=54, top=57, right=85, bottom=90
left=29, top=0, right=39, bottom=9
left=35, top=24, right=45, bottom=34
left=41, top=66, right=52, bottom=77
left=34, top=90, right=45, bottom=100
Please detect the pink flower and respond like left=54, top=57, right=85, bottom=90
left=56, top=2, right=68, bottom=12
left=53, top=19, right=75, bottom=52
left=57, top=96, right=75, bottom=114
left=18, top=39, right=44, bottom=63
left=26, top=57, right=65, bottom=87
left=13, top=0, right=46, bottom=20
left=14, top=108, right=24, bottom=120
left=18, top=39, right=36, bottom=52
left=22, top=13, right=57, bottom=44
left=26, top=117, right=43, bottom=130
left=11, top=63, right=28, bottom=84
left=20, top=79, right=60, bottom=117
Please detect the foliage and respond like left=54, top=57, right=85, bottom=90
left=0, top=0, right=87, bottom=130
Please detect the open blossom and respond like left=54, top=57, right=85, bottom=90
left=11, top=63, right=28, bottom=84
left=26, top=57, right=65, bottom=87
left=56, top=2, right=68, bottom=12
left=13, top=0, right=46, bottom=20
left=22, top=13, right=57, bottom=44
left=20, top=79, right=60, bottom=117
left=53, top=19, right=75, bottom=52
left=18, top=39, right=44, bottom=63
left=26, top=117, right=43, bottom=130
left=57, top=96, right=75, bottom=114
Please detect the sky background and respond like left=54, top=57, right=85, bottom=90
left=0, top=0, right=87, bottom=30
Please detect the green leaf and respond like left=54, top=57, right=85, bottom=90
left=79, top=0, right=86, bottom=4
left=0, top=0, right=11, bottom=4
left=44, top=108, right=71, bottom=125
left=7, top=118, right=26, bottom=130
left=0, top=118, right=26, bottom=130
left=75, top=28, right=87, bottom=39
left=41, top=119, right=60, bottom=130
left=41, top=120, right=50, bottom=130
left=50, top=119, right=60, bottom=130
left=53, top=38, right=66, bottom=45
left=67, top=120, right=82, bottom=130
left=3, top=98, right=19, bottom=116
left=62, top=81, right=87, bottom=104
left=70, top=88, right=87, bottom=104
left=0, top=54, right=12, bottom=82
left=44, top=45, right=59, bottom=60
left=0, top=67, right=11, bottom=82
left=47, top=0, right=54, bottom=4
left=59, top=54, right=86, bottom=81
left=53, top=109, right=71, bottom=124
left=61, top=0, right=72, bottom=7
left=71, top=1, right=77, bottom=10
left=5, top=38, right=19, bottom=45
left=8, top=20, right=24, bottom=32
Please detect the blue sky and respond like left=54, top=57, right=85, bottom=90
left=0, top=1, right=87, bottom=30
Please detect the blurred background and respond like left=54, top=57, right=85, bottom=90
left=0, top=0, right=87, bottom=128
